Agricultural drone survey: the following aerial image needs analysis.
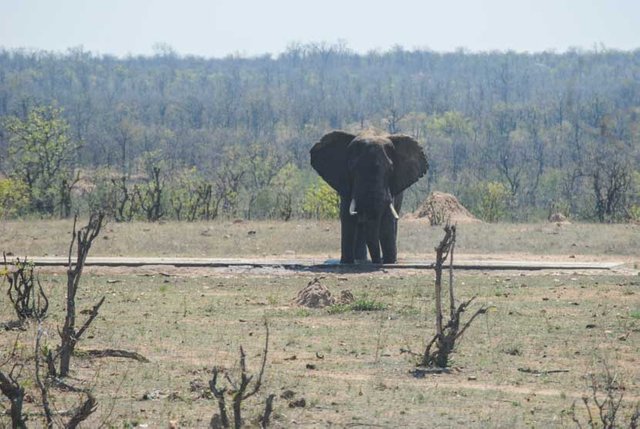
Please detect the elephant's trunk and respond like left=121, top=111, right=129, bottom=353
left=349, top=198, right=357, bottom=215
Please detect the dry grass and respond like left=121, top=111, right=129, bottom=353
left=1, top=219, right=639, bottom=260
left=1, top=269, right=639, bottom=428
left=1, top=219, right=639, bottom=427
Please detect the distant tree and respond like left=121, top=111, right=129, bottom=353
left=475, top=181, right=510, bottom=222
left=3, top=106, right=80, bottom=217
left=587, top=119, right=635, bottom=222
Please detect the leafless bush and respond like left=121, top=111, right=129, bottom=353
left=569, top=361, right=640, bottom=429
left=3, top=255, right=49, bottom=323
left=421, top=225, right=487, bottom=368
left=209, top=321, right=275, bottom=429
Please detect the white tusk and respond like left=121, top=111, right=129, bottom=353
left=349, top=199, right=357, bottom=215
left=389, top=203, right=399, bottom=219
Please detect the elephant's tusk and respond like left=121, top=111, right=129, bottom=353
left=349, top=199, right=357, bottom=215
left=389, top=203, right=399, bottom=219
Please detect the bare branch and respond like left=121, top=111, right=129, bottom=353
left=243, top=320, right=269, bottom=400
left=74, top=296, right=106, bottom=342
left=35, top=324, right=54, bottom=428
left=65, top=392, right=98, bottom=429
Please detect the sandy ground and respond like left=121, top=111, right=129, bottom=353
left=27, top=252, right=638, bottom=278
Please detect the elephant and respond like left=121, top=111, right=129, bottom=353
left=310, top=130, right=428, bottom=264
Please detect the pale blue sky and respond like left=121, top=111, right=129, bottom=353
left=1, top=0, right=638, bottom=57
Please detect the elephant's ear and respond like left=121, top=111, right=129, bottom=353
left=310, top=131, right=355, bottom=196
left=388, top=134, right=428, bottom=195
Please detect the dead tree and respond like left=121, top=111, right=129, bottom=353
left=135, top=166, right=165, bottom=222
left=3, top=255, right=49, bottom=323
left=55, top=213, right=106, bottom=377
left=421, top=225, right=487, bottom=368
left=111, top=176, right=132, bottom=222
left=209, top=321, right=275, bottom=429
left=0, top=338, right=27, bottom=429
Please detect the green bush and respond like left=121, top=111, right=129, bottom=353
left=0, top=178, right=30, bottom=219
left=302, top=180, right=339, bottom=219
left=476, top=181, right=510, bottom=222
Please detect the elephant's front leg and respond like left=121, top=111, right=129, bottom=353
left=380, top=210, right=398, bottom=264
left=340, top=197, right=357, bottom=263
left=364, top=219, right=382, bottom=264
left=353, top=222, right=368, bottom=262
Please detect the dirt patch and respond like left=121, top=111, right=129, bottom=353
left=294, top=277, right=335, bottom=308
left=407, top=191, right=481, bottom=225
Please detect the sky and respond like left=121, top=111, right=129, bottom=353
left=1, top=0, right=638, bottom=58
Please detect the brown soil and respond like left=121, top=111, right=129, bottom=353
left=407, top=191, right=481, bottom=225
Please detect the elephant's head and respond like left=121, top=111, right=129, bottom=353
left=310, top=130, right=428, bottom=220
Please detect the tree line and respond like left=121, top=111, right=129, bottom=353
left=0, top=43, right=638, bottom=222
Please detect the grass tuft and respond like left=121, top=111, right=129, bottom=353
left=349, top=298, right=386, bottom=312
